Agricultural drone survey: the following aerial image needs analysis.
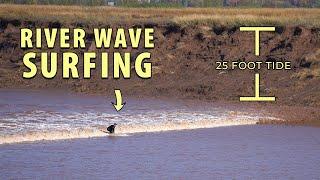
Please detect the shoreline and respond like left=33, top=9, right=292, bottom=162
left=257, top=119, right=320, bottom=127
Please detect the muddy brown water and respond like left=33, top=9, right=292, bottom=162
left=1, top=126, right=320, bottom=179
left=0, top=89, right=273, bottom=144
left=0, top=89, right=320, bottom=178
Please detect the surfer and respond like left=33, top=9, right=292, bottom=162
left=107, top=123, right=117, bottom=134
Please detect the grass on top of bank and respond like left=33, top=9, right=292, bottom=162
left=0, top=4, right=320, bottom=27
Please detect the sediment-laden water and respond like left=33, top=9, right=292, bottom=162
left=1, top=126, right=320, bottom=179
left=0, top=89, right=276, bottom=144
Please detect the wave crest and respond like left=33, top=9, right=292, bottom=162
left=0, top=119, right=261, bottom=144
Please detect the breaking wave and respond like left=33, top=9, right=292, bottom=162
left=0, top=118, right=262, bottom=144
left=0, top=89, right=282, bottom=145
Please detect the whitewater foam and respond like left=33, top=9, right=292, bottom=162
left=0, top=89, right=282, bottom=145
left=0, top=119, right=262, bottom=144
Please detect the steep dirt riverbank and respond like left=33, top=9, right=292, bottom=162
left=0, top=18, right=319, bottom=125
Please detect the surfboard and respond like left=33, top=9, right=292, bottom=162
left=100, top=129, right=110, bottom=134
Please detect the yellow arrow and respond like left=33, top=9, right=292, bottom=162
left=111, top=89, right=125, bottom=112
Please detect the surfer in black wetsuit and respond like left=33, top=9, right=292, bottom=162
left=107, top=123, right=117, bottom=134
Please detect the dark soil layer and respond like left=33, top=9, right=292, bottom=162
left=0, top=19, right=319, bottom=124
